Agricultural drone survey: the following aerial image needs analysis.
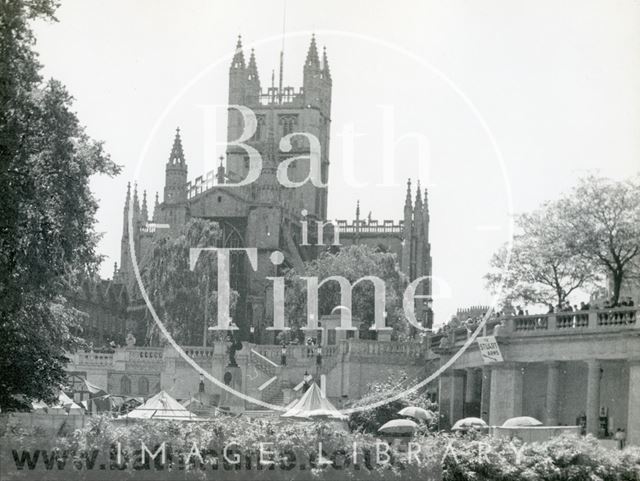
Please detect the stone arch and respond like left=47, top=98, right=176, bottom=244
left=216, top=221, right=244, bottom=248
left=120, top=376, right=131, bottom=395
left=216, top=220, right=246, bottom=303
left=138, top=376, right=149, bottom=395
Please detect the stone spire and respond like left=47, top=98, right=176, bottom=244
left=414, top=180, right=423, bottom=212
left=305, top=34, right=320, bottom=69
left=216, top=155, right=226, bottom=184
left=401, top=179, right=413, bottom=277
left=122, top=182, right=131, bottom=235
left=230, top=35, right=245, bottom=69
left=322, top=46, right=331, bottom=81
left=153, top=192, right=159, bottom=221
left=124, top=182, right=131, bottom=209
left=141, top=190, right=148, bottom=223
left=423, top=188, right=429, bottom=218
left=404, top=179, right=413, bottom=210
left=423, top=187, right=430, bottom=243
left=168, top=127, right=185, bottom=165
left=133, top=183, right=140, bottom=216
left=247, top=48, right=260, bottom=83
left=356, top=199, right=360, bottom=221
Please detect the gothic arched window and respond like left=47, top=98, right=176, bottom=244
left=279, top=115, right=298, bottom=137
left=138, top=377, right=149, bottom=395
left=216, top=222, right=245, bottom=294
left=120, top=376, right=131, bottom=395
left=254, top=115, right=265, bottom=141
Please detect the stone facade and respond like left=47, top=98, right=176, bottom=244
left=66, top=337, right=429, bottom=411
left=113, top=35, right=433, bottom=343
left=435, top=306, right=640, bottom=444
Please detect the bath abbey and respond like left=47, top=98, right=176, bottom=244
left=64, top=36, right=640, bottom=446
left=76, top=35, right=433, bottom=348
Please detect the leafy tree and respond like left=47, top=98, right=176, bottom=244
left=141, top=219, right=238, bottom=346
left=283, top=245, right=410, bottom=341
left=561, top=175, right=640, bottom=306
left=486, top=203, right=598, bottom=308
left=0, top=1, right=120, bottom=410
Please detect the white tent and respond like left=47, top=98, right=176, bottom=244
left=37, top=392, right=83, bottom=415
left=281, top=383, right=346, bottom=420
left=122, top=391, right=204, bottom=421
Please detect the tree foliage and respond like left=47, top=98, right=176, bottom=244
left=486, top=175, right=640, bottom=308
left=6, top=415, right=640, bottom=480
left=560, top=175, right=640, bottom=305
left=486, top=202, right=598, bottom=307
left=283, top=245, right=410, bottom=340
left=141, top=219, right=238, bottom=346
left=0, top=1, right=120, bottom=410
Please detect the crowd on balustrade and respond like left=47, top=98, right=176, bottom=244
left=434, top=296, right=637, bottom=350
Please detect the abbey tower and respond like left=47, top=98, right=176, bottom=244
left=113, top=36, right=432, bottom=345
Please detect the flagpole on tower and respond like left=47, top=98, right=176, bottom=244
left=278, top=0, right=286, bottom=103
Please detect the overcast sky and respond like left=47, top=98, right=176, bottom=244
left=33, top=0, right=640, bottom=324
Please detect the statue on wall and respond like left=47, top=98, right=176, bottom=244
left=125, top=332, right=136, bottom=348
left=226, top=321, right=242, bottom=367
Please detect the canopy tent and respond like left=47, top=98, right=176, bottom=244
left=82, top=379, right=108, bottom=398
left=35, top=392, right=84, bottom=415
left=31, top=400, right=49, bottom=412
left=122, top=391, right=204, bottom=421
left=281, top=383, right=347, bottom=420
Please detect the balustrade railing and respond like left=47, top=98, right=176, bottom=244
left=556, top=312, right=586, bottom=328
left=513, top=315, right=548, bottom=331
left=334, top=220, right=404, bottom=235
left=597, top=307, right=637, bottom=326
left=250, top=349, right=277, bottom=377
left=129, top=348, right=164, bottom=362
left=437, top=306, right=639, bottom=349
left=77, top=352, right=114, bottom=366
left=346, top=340, right=424, bottom=357
left=183, top=346, right=216, bottom=359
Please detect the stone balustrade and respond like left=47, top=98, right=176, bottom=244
left=249, top=349, right=278, bottom=377
left=70, top=338, right=430, bottom=372
left=129, top=347, right=164, bottom=361
left=436, top=307, right=639, bottom=351
left=183, top=346, right=216, bottom=359
left=252, top=344, right=338, bottom=364
left=76, top=351, right=114, bottom=366
left=335, top=219, right=404, bottom=234
left=345, top=339, right=424, bottom=357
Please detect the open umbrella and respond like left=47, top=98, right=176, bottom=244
left=502, top=416, right=542, bottom=428
left=398, top=406, right=434, bottom=422
left=452, top=417, right=488, bottom=431
left=378, top=419, right=418, bottom=434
